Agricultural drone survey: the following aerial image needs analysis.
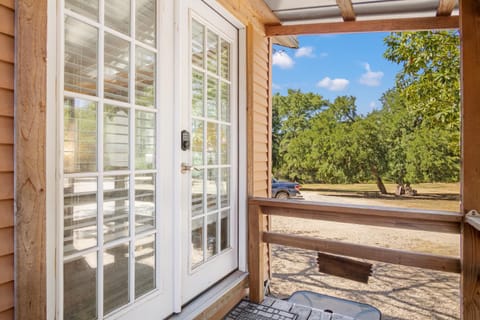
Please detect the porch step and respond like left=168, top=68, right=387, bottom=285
left=225, top=296, right=355, bottom=320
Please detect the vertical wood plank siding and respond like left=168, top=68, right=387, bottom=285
left=0, top=1, right=14, bottom=319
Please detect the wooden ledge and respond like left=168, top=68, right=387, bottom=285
left=249, top=198, right=462, bottom=234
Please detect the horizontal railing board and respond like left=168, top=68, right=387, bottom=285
left=250, top=198, right=462, bottom=233
left=0, top=5, right=13, bottom=37
left=264, top=231, right=461, bottom=273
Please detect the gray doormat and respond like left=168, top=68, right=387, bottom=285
left=225, top=300, right=297, bottom=320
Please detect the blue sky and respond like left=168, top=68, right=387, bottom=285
left=272, top=33, right=402, bottom=115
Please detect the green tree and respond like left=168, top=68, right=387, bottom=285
left=384, top=31, right=460, bottom=130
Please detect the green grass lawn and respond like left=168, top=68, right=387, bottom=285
left=301, top=182, right=460, bottom=211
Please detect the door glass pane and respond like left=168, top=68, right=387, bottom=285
left=207, top=122, right=218, bottom=165
left=135, top=111, right=156, bottom=170
left=64, top=98, right=97, bottom=173
left=206, top=214, right=218, bottom=259
left=135, top=235, right=155, bottom=298
left=207, top=30, right=218, bottom=74
left=104, top=105, right=129, bottom=171
left=136, top=0, right=156, bottom=46
left=135, top=174, right=155, bottom=234
left=105, top=0, right=130, bottom=35
left=192, top=169, right=204, bottom=216
left=104, top=34, right=130, bottom=102
left=65, top=0, right=98, bottom=21
left=64, top=17, right=98, bottom=96
left=220, top=210, right=229, bottom=251
left=220, top=40, right=230, bottom=80
left=192, top=19, right=204, bottom=68
left=220, top=125, right=230, bottom=165
left=136, top=47, right=156, bottom=107
left=207, top=168, right=218, bottom=212
left=220, top=82, right=230, bottom=122
left=192, top=119, right=204, bottom=166
left=220, top=168, right=230, bottom=208
left=64, top=252, right=97, bottom=320
left=104, top=175, right=130, bottom=242
left=191, top=217, right=204, bottom=268
left=104, top=243, right=130, bottom=314
left=64, top=177, right=98, bottom=255
left=207, top=77, right=218, bottom=119
left=192, top=70, right=204, bottom=117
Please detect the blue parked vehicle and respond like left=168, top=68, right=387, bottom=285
left=271, top=178, right=303, bottom=199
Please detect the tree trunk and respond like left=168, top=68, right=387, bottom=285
left=371, top=167, right=388, bottom=194
left=376, top=175, right=388, bottom=194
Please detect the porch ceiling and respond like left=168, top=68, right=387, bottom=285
left=263, top=0, right=459, bottom=25
left=261, top=0, right=459, bottom=36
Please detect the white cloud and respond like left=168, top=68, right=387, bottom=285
left=317, top=77, right=349, bottom=91
left=359, top=63, right=384, bottom=87
left=369, top=101, right=377, bottom=109
left=295, top=46, right=314, bottom=58
left=272, top=83, right=282, bottom=90
left=272, top=51, right=295, bottom=69
left=319, top=52, right=328, bottom=58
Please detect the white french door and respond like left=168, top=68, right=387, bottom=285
left=180, top=0, right=239, bottom=304
left=58, top=0, right=240, bottom=318
left=59, top=0, right=174, bottom=319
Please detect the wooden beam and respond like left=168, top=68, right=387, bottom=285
left=317, top=252, right=372, bottom=283
left=265, top=16, right=459, bottom=36
left=437, top=0, right=457, bottom=16
left=249, top=198, right=462, bottom=233
left=264, top=232, right=461, bottom=273
left=336, top=0, right=356, bottom=22
left=15, top=0, right=47, bottom=319
left=248, top=204, right=265, bottom=303
left=460, top=0, right=480, bottom=318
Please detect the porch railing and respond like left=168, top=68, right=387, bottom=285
left=247, top=197, right=463, bottom=303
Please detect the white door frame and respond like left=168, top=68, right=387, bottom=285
left=173, top=0, right=247, bottom=312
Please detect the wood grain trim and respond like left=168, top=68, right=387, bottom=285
left=0, top=200, right=13, bottom=228
left=250, top=198, right=462, bottom=231
left=248, top=204, right=265, bottom=303
left=0, top=5, right=13, bottom=36
left=0, top=34, right=14, bottom=63
left=0, top=281, right=13, bottom=312
left=193, top=277, right=248, bottom=320
left=336, top=0, right=356, bottom=22
left=265, top=16, right=459, bottom=36
left=437, top=0, right=456, bottom=16
left=0, top=227, right=13, bottom=256
left=15, top=0, right=48, bottom=318
left=264, top=232, right=461, bottom=273
left=0, top=254, right=13, bottom=284
left=460, top=0, right=480, bottom=318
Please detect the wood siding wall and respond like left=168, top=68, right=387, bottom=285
left=0, top=0, right=14, bottom=319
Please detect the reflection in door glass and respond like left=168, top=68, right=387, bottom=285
left=190, top=18, right=233, bottom=270
left=191, top=217, right=204, bottom=268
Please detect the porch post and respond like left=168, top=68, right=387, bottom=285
left=248, top=204, right=265, bottom=303
left=15, top=0, right=48, bottom=319
left=460, top=0, right=480, bottom=319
